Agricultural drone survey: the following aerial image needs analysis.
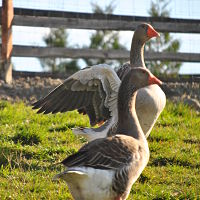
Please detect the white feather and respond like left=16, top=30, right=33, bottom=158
left=54, top=167, right=116, bottom=200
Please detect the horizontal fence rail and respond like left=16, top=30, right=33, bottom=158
left=2, top=45, right=200, bottom=63
left=0, top=8, right=200, bottom=33
left=12, top=70, right=200, bottom=83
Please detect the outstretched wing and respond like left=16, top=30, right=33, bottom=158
left=32, top=64, right=121, bottom=126
left=61, top=135, right=138, bottom=170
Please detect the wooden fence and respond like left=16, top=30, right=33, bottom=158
left=9, top=45, right=200, bottom=62
left=1, top=0, right=200, bottom=83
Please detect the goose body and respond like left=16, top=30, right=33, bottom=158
left=53, top=67, right=161, bottom=200
left=54, top=134, right=149, bottom=200
left=136, top=84, right=166, bottom=137
left=117, top=23, right=166, bottom=138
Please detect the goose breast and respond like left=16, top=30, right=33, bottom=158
left=136, top=84, right=166, bottom=137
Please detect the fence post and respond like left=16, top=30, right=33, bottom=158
left=1, top=0, right=13, bottom=84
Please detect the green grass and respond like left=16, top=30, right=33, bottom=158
left=0, top=100, right=199, bottom=199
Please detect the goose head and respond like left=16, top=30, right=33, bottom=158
left=125, top=67, right=162, bottom=89
left=118, top=67, right=162, bottom=113
left=134, top=23, right=160, bottom=43
left=130, top=23, right=160, bottom=67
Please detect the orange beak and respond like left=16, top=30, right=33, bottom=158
left=148, top=75, right=162, bottom=85
left=147, top=25, right=160, bottom=38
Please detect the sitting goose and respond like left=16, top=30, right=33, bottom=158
left=53, top=67, right=162, bottom=200
left=33, top=23, right=163, bottom=140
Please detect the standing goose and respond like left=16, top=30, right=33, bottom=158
left=32, top=23, right=164, bottom=140
left=53, top=67, right=162, bottom=200
left=117, top=23, right=166, bottom=137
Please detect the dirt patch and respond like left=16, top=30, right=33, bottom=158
left=0, top=76, right=62, bottom=103
left=0, top=75, right=200, bottom=110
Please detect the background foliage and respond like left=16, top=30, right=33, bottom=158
left=145, top=0, right=182, bottom=75
left=40, top=28, right=80, bottom=72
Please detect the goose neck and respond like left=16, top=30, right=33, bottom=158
left=130, top=36, right=146, bottom=68
left=117, top=78, right=146, bottom=142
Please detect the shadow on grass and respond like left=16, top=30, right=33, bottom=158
left=48, top=123, right=77, bottom=132
left=0, top=145, right=76, bottom=172
left=11, top=125, right=42, bottom=146
left=49, top=126, right=69, bottom=132
left=152, top=197, right=169, bottom=200
left=0, top=101, right=9, bottom=110
left=12, top=132, right=41, bottom=146
left=138, top=174, right=150, bottom=183
left=157, top=120, right=183, bottom=128
left=152, top=192, right=197, bottom=200
left=183, top=139, right=200, bottom=144
left=148, top=136, right=170, bottom=143
left=150, top=156, right=200, bottom=169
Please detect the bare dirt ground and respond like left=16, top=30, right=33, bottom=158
left=0, top=75, right=200, bottom=111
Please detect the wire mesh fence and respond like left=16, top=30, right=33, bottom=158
left=1, top=0, right=200, bottom=74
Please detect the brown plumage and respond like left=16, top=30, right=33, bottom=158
left=53, top=67, right=162, bottom=200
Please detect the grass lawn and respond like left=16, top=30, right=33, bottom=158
left=0, top=100, right=199, bottom=200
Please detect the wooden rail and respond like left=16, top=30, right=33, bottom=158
left=8, top=45, right=200, bottom=63
left=10, top=8, right=200, bottom=33
left=0, top=8, right=200, bottom=33
left=12, top=70, right=200, bottom=83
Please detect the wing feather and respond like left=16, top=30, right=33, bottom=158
left=116, top=62, right=131, bottom=80
left=61, top=135, right=138, bottom=170
left=33, top=64, right=121, bottom=126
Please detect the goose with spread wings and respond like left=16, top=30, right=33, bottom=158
left=33, top=23, right=166, bottom=141
left=33, top=64, right=120, bottom=141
